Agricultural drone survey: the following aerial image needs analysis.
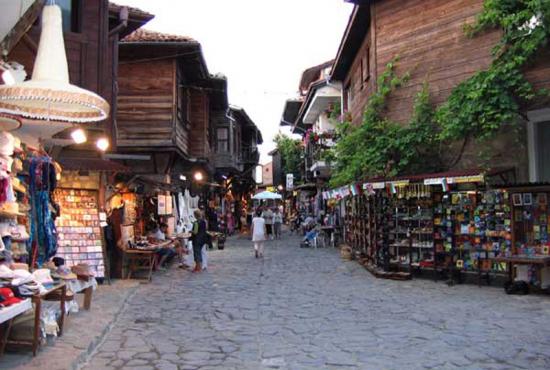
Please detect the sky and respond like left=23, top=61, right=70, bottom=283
left=118, top=0, right=352, bottom=165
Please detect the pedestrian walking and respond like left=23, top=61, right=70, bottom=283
left=190, top=210, right=209, bottom=272
left=251, top=210, right=266, bottom=258
left=261, top=207, right=274, bottom=240
left=273, top=207, right=283, bottom=240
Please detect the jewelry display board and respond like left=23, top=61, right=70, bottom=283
left=54, top=189, right=105, bottom=278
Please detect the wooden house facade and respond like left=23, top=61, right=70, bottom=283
left=117, top=29, right=262, bottom=184
left=331, top=0, right=550, bottom=183
left=116, top=29, right=215, bottom=177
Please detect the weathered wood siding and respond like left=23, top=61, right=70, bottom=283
left=373, top=0, right=501, bottom=124
left=117, top=59, right=176, bottom=148
left=188, top=89, right=210, bottom=158
left=345, top=0, right=550, bottom=126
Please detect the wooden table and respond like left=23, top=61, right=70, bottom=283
left=0, top=299, right=32, bottom=356
left=492, top=255, right=550, bottom=282
left=125, top=248, right=157, bottom=281
left=2, top=283, right=67, bottom=356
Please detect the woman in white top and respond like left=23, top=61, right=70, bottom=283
left=251, top=210, right=267, bottom=258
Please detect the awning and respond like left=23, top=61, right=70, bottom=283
left=58, top=158, right=130, bottom=172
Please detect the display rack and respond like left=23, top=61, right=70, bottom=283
left=54, top=189, right=105, bottom=278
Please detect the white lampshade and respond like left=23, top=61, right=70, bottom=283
left=0, top=3, right=110, bottom=123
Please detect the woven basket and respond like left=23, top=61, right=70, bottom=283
left=340, top=245, right=352, bottom=261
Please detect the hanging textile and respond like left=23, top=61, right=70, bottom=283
left=29, top=156, right=58, bottom=265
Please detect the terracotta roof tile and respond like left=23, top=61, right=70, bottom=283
left=122, top=28, right=195, bottom=43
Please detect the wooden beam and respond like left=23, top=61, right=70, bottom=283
left=1, top=0, right=45, bottom=56
left=22, top=33, right=38, bottom=53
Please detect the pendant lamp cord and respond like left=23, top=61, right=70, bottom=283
left=46, top=0, right=56, bottom=5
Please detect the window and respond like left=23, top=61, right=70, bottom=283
left=217, top=128, right=229, bottom=152
left=177, top=86, right=190, bottom=127
left=57, top=0, right=81, bottom=33
left=363, top=47, right=371, bottom=83
left=344, top=82, right=353, bottom=111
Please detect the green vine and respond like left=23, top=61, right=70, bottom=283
left=438, top=0, right=550, bottom=141
left=329, top=0, right=549, bottom=187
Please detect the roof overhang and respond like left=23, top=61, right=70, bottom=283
left=303, top=85, right=341, bottom=124
left=230, top=106, right=263, bottom=144
left=119, top=41, right=209, bottom=81
left=280, top=99, right=302, bottom=126
left=330, top=5, right=371, bottom=82
left=109, top=3, right=154, bottom=39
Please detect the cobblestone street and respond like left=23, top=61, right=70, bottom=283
left=83, top=232, right=550, bottom=370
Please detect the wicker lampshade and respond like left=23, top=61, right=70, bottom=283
left=0, top=2, right=110, bottom=123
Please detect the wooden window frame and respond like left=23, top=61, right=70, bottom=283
left=217, top=127, right=230, bottom=153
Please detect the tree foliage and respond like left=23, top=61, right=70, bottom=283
left=273, top=133, right=303, bottom=182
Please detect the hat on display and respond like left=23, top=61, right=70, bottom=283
left=0, top=114, right=22, bottom=132
left=0, top=132, right=15, bottom=157
left=11, top=269, right=33, bottom=286
left=0, top=157, right=9, bottom=179
left=0, top=287, right=23, bottom=306
left=0, top=222, right=11, bottom=238
left=0, top=264, right=14, bottom=279
left=71, top=263, right=93, bottom=280
left=0, top=202, right=20, bottom=215
left=12, top=224, right=30, bottom=240
left=10, top=262, right=28, bottom=271
left=32, top=268, right=53, bottom=285
left=56, top=266, right=76, bottom=280
left=52, top=256, right=65, bottom=267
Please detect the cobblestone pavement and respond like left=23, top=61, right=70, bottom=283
left=83, top=232, right=550, bottom=370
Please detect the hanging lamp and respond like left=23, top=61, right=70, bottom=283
left=0, top=0, right=110, bottom=123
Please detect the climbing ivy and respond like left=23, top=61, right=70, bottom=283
left=329, top=0, right=550, bottom=187
left=438, top=0, right=550, bottom=141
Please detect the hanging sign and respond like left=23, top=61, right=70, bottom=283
left=388, top=180, right=410, bottom=187
left=363, top=182, right=385, bottom=190
left=424, top=178, right=444, bottom=185
left=448, top=175, right=484, bottom=184
left=286, top=174, right=294, bottom=190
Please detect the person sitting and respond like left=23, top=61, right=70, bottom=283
left=149, top=222, right=185, bottom=270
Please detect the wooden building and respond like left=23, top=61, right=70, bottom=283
left=116, top=28, right=217, bottom=178
left=330, top=0, right=550, bottom=183
left=117, top=29, right=262, bottom=187
left=2, top=0, right=153, bottom=151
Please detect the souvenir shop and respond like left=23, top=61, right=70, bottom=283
left=0, top=0, right=117, bottom=355
left=0, top=129, right=104, bottom=356
left=327, top=169, right=550, bottom=292
left=106, top=178, right=203, bottom=280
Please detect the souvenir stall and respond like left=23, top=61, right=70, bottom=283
left=0, top=0, right=112, bottom=354
left=108, top=181, right=199, bottom=280
left=494, top=185, right=550, bottom=290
